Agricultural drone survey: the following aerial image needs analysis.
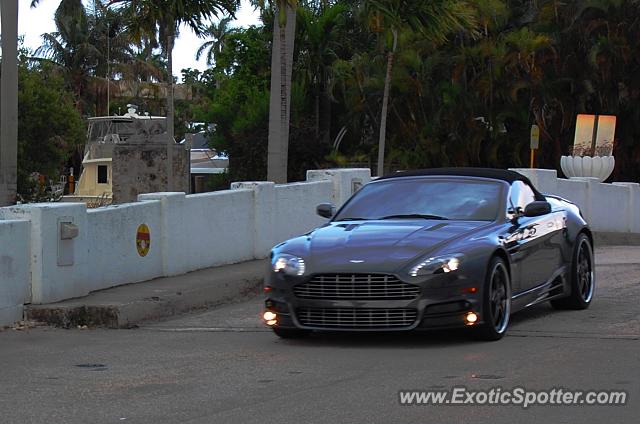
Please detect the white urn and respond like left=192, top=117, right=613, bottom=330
left=560, top=155, right=615, bottom=182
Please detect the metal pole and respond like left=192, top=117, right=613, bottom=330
left=530, top=149, right=535, bottom=168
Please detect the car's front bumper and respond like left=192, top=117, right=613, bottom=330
left=263, top=270, right=485, bottom=332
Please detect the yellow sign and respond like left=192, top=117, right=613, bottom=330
left=530, top=125, right=540, bottom=150
left=136, top=224, right=151, bottom=257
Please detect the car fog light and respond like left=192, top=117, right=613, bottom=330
left=263, top=311, right=278, bottom=326
left=465, top=312, right=478, bottom=325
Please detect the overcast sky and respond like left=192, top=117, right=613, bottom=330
left=4, top=0, right=262, bottom=76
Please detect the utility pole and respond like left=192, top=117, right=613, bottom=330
left=0, top=0, right=19, bottom=206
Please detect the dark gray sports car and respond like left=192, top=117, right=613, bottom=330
left=263, top=168, right=595, bottom=340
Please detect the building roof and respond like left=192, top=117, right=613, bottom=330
left=377, top=168, right=545, bottom=200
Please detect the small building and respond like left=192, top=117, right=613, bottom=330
left=63, top=106, right=189, bottom=205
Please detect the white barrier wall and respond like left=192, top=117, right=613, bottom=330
left=511, top=168, right=640, bottom=233
left=3, top=166, right=640, bottom=326
left=86, top=201, right=164, bottom=292
left=139, top=190, right=256, bottom=276
left=274, top=181, right=334, bottom=244
left=0, top=168, right=370, bottom=325
left=0, top=203, right=89, bottom=304
left=0, top=220, right=30, bottom=325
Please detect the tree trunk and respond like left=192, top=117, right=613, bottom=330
left=166, top=32, right=175, bottom=141
left=321, top=69, right=332, bottom=144
left=376, top=30, right=397, bottom=177
left=0, top=0, right=19, bottom=206
left=166, top=31, right=176, bottom=192
left=267, top=3, right=296, bottom=183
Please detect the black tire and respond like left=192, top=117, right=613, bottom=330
left=272, top=327, right=310, bottom=339
left=550, top=233, right=594, bottom=310
left=474, top=257, right=512, bottom=341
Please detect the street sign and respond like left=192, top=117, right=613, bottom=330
left=530, top=125, right=540, bottom=150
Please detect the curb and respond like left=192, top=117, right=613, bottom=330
left=594, top=232, right=640, bottom=246
left=26, top=260, right=266, bottom=329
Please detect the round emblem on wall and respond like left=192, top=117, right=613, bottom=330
left=136, top=224, right=151, bottom=257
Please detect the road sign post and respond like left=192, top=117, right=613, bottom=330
left=530, top=124, right=540, bottom=168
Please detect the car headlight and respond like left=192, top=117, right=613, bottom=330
left=409, top=254, right=463, bottom=277
left=272, top=253, right=306, bottom=276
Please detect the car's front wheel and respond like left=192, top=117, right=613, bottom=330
left=474, top=257, right=511, bottom=341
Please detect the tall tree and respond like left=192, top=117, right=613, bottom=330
left=363, top=0, right=477, bottom=176
left=0, top=0, right=19, bottom=206
left=196, top=16, right=234, bottom=67
left=266, top=0, right=298, bottom=183
left=36, top=0, right=102, bottom=112
left=106, top=0, right=239, bottom=139
left=298, top=3, right=347, bottom=143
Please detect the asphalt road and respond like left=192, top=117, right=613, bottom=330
left=1, top=247, right=639, bottom=424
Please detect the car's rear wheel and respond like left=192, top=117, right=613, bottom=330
left=474, top=257, right=511, bottom=341
left=550, top=233, right=594, bottom=310
left=272, top=327, right=310, bottom=339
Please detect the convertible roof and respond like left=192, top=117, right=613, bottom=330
left=377, top=168, right=545, bottom=200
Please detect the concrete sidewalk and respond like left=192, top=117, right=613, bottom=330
left=26, top=260, right=266, bottom=329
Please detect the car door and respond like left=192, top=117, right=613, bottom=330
left=502, top=182, right=563, bottom=293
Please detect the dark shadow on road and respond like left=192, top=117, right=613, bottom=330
left=268, top=303, right=579, bottom=348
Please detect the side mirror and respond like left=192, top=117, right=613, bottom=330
left=523, top=201, right=551, bottom=217
left=316, top=203, right=336, bottom=219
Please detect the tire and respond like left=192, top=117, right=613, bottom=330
left=474, top=257, right=512, bottom=341
left=550, top=233, right=594, bottom=310
left=272, top=327, right=310, bottom=339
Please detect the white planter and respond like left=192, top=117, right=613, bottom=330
left=560, top=155, right=615, bottom=182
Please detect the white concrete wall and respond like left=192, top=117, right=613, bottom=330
left=0, top=220, right=29, bottom=325
left=0, top=168, right=371, bottom=325
left=307, top=168, right=370, bottom=207
left=511, top=168, right=640, bottom=233
left=273, top=181, right=333, bottom=244
left=4, top=165, right=640, bottom=326
left=139, top=190, right=256, bottom=276
left=86, top=201, right=164, bottom=292
left=0, top=203, right=89, bottom=304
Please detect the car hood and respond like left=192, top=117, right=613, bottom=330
left=300, top=220, right=487, bottom=273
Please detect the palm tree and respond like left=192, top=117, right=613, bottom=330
left=362, top=0, right=477, bottom=176
left=298, top=3, right=347, bottom=143
left=196, top=16, right=233, bottom=67
left=0, top=0, right=19, bottom=206
left=106, top=0, right=239, bottom=139
left=36, top=0, right=107, bottom=112
left=265, top=0, right=298, bottom=183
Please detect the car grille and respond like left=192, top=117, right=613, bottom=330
left=296, top=308, right=418, bottom=329
left=294, top=274, right=420, bottom=300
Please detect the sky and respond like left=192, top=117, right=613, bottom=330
left=5, top=0, right=262, bottom=76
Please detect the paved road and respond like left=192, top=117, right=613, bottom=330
left=1, top=247, right=639, bottom=423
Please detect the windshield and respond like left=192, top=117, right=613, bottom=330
left=334, top=178, right=503, bottom=222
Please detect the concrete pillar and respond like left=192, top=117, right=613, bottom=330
left=613, top=183, right=640, bottom=233
left=306, top=168, right=371, bottom=207
left=230, top=181, right=275, bottom=259
left=0, top=0, right=19, bottom=206
left=0, top=219, right=29, bottom=325
left=0, top=202, right=88, bottom=304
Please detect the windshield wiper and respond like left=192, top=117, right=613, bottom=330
left=378, top=214, right=449, bottom=221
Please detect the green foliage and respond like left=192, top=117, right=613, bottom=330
left=16, top=61, right=85, bottom=199
left=28, top=0, right=640, bottom=186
